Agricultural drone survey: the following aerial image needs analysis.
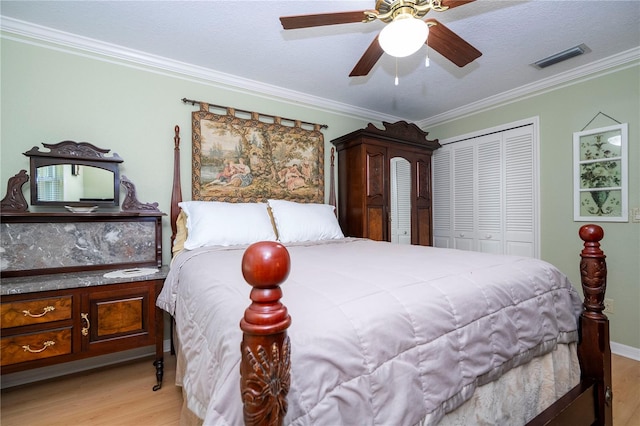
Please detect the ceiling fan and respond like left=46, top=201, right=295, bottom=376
left=280, top=0, right=482, bottom=77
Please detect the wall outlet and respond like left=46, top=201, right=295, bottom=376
left=632, top=207, right=640, bottom=223
left=604, top=298, right=615, bottom=314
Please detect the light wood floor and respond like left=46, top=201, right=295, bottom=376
left=1, top=353, right=638, bottom=425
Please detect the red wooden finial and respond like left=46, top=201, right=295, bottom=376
left=242, top=241, right=290, bottom=289
left=174, top=125, right=180, bottom=148
left=240, top=241, right=292, bottom=425
left=240, top=241, right=291, bottom=335
left=579, top=223, right=604, bottom=244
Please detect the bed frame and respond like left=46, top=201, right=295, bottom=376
left=168, top=126, right=612, bottom=425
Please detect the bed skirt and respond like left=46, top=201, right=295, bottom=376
left=174, top=341, right=579, bottom=426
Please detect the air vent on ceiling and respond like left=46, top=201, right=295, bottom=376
left=532, top=44, right=590, bottom=69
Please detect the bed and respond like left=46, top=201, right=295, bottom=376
left=158, top=126, right=612, bottom=425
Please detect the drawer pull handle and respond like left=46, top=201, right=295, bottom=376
left=22, top=306, right=55, bottom=318
left=81, top=313, right=90, bottom=336
left=22, top=340, right=55, bottom=353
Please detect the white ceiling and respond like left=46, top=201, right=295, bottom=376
left=2, top=1, right=639, bottom=124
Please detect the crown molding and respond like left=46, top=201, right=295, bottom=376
left=0, top=16, right=402, bottom=124
left=3, top=16, right=637, bottom=128
left=417, top=47, right=640, bottom=128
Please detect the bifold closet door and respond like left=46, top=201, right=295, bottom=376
left=432, top=124, right=537, bottom=257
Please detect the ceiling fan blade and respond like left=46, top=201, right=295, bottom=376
left=440, top=0, right=476, bottom=10
left=349, top=35, right=384, bottom=77
left=280, top=11, right=367, bottom=30
left=425, top=18, right=482, bottom=67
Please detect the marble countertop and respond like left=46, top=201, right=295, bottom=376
left=1, top=265, right=169, bottom=296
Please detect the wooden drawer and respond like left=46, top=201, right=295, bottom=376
left=1, top=328, right=72, bottom=366
left=1, top=296, right=73, bottom=328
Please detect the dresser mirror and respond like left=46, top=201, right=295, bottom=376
left=24, top=141, right=123, bottom=207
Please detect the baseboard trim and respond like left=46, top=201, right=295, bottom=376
left=611, top=341, right=640, bottom=361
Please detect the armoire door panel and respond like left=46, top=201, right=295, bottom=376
left=416, top=207, right=432, bottom=246
left=366, top=151, right=385, bottom=199
left=367, top=207, right=384, bottom=241
left=415, top=158, right=432, bottom=203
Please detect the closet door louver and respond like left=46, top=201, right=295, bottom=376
left=432, top=150, right=451, bottom=248
left=453, top=146, right=475, bottom=250
left=432, top=122, right=538, bottom=257
left=477, top=136, right=503, bottom=254
left=504, top=127, right=536, bottom=257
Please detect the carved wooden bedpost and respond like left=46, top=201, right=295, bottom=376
left=577, top=224, right=612, bottom=425
left=240, top=241, right=292, bottom=426
left=170, top=125, right=182, bottom=248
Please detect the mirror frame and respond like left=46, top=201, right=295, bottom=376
left=24, top=141, right=123, bottom=207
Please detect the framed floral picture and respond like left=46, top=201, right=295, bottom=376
left=573, top=123, right=628, bottom=222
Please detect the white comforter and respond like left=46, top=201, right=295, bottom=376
left=157, top=238, right=582, bottom=425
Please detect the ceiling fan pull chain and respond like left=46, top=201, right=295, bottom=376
left=425, top=43, right=430, bottom=67
left=395, top=58, right=399, bottom=86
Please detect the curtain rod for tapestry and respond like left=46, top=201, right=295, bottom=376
left=580, top=111, right=621, bottom=131
left=181, top=97, right=328, bottom=130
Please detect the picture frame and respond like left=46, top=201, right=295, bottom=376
left=573, top=123, right=628, bottom=222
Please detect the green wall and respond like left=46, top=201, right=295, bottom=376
left=2, top=34, right=638, bottom=351
left=427, top=64, right=640, bottom=351
left=0, top=37, right=372, bottom=265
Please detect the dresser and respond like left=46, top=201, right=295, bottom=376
left=1, top=212, right=167, bottom=390
left=331, top=121, right=441, bottom=246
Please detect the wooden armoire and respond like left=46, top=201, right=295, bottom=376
left=331, top=121, right=441, bottom=246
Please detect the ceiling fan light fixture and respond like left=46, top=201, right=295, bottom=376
left=378, top=14, right=429, bottom=58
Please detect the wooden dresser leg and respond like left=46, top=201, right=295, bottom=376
left=153, top=358, right=164, bottom=391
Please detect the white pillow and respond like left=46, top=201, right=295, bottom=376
left=179, top=201, right=277, bottom=249
left=268, top=199, right=344, bottom=243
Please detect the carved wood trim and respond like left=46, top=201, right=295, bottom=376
left=120, top=176, right=161, bottom=212
left=23, top=141, right=123, bottom=163
left=365, top=121, right=438, bottom=146
left=0, top=170, right=29, bottom=212
left=577, top=224, right=613, bottom=425
left=579, top=224, right=607, bottom=320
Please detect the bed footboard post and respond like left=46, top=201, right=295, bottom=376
left=577, top=224, right=612, bottom=425
left=240, top=241, right=292, bottom=426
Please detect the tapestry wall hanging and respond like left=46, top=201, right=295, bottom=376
left=189, top=101, right=326, bottom=203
